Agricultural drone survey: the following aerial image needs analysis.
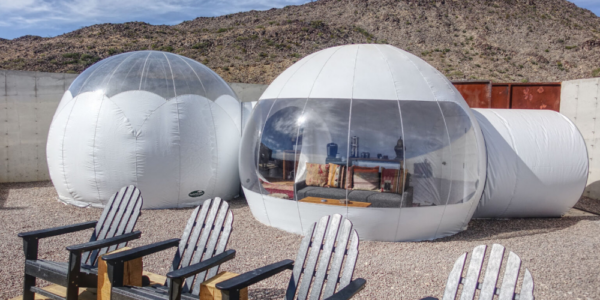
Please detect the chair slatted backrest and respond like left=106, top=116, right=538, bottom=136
left=167, top=197, right=233, bottom=295
left=81, top=185, right=143, bottom=267
left=285, top=214, right=360, bottom=300
left=442, top=244, right=534, bottom=300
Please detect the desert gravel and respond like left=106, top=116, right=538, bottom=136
left=1, top=181, right=599, bottom=300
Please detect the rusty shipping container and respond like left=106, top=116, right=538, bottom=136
left=453, top=81, right=561, bottom=111
left=452, top=81, right=492, bottom=108
left=491, top=83, right=511, bottom=108
left=508, top=83, right=561, bottom=111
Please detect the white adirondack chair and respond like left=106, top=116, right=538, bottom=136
left=422, top=244, right=534, bottom=300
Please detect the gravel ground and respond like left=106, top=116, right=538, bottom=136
left=1, top=181, right=600, bottom=300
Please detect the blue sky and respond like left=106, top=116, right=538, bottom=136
left=0, top=0, right=597, bottom=40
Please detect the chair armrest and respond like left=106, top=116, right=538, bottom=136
left=216, top=259, right=294, bottom=291
left=18, top=221, right=98, bottom=240
left=324, top=278, right=366, bottom=300
left=66, top=231, right=142, bottom=252
left=167, top=249, right=236, bottom=279
left=102, top=238, right=180, bottom=263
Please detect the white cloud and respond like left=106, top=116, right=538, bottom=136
left=0, top=0, right=311, bottom=39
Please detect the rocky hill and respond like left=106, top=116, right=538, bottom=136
left=1, top=0, right=599, bottom=84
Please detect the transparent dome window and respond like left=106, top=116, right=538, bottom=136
left=241, top=98, right=481, bottom=209
left=68, top=51, right=235, bottom=100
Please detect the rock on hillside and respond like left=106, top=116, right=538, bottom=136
left=1, top=0, right=599, bottom=84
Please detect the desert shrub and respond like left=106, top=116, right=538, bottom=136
left=62, top=53, right=80, bottom=59
left=310, top=20, right=324, bottom=28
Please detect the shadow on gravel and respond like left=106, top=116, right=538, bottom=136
left=228, top=196, right=251, bottom=209
left=248, top=288, right=285, bottom=299
left=575, top=196, right=600, bottom=215
left=440, top=216, right=600, bottom=242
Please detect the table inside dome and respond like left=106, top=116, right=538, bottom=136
left=299, top=196, right=372, bottom=207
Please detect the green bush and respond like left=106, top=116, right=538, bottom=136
left=310, top=20, right=324, bottom=28
left=592, top=68, right=600, bottom=77
left=62, top=53, right=81, bottom=59
left=192, top=42, right=210, bottom=49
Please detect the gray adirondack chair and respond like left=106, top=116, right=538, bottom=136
left=216, top=214, right=366, bottom=300
left=103, top=197, right=235, bottom=300
left=18, top=185, right=144, bottom=300
left=422, top=244, right=534, bottom=300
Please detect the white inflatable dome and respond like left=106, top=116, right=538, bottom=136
left=240, top=44, right=487, bottom=241
left=47, top=51, right=241, bottom=209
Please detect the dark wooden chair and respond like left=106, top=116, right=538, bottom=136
left=18, top=185, right=144, bottom=300
left=102, top=197, right=235, bottom=300
left=216, top=214, right=366, bottom=300
left=421, top=244, right=534, bottom=300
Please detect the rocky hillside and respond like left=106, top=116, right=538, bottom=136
left=1, top=0, right=599, bottom=84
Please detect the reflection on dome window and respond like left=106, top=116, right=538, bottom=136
left=248, top=98, right=479, bottom=209
left=257, top=99, right=305, bottom=200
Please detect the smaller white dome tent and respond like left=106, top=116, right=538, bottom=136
left=47, top=51, right=241, bottom=209
left=473, top=109, right=588, bottom=218
left=240, top=44, right=487, bottom=241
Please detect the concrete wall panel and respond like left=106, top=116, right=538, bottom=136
left=561, top=78, right=600, bottom=199
left=0, top=69, right=266, bottom=183
left=1, top=70, right=7, bottom=182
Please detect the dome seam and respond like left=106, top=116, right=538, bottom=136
left=375, top=45, right=408, bottom=241
left=163, top=52, right=183, bottom=208
left=91, top=96, right=105, bottom=204
left=59, top=96, right=81, bottom=203
left=345, top=45, right=361, bottom=219
left=257, top=46, right=324, bottom=227
left=138, top=52, right=152, bottom=90
left=421, top=53, right=488, bottom=230
left=389, top=46, right=454, bottom=240
left=295, top=45, right=345, bottom=232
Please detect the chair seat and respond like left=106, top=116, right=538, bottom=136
left=25, top=259, right=98, bottom=287
left=112, top=285, right=197, bottom=300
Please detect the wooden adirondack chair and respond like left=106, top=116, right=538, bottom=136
left=102, top=197, right=235, bottom=300
left=421, top=244, right=534, bottom=300
left=18, top=185, right=144, bottom=300
left=216, top=214, right=366, bottom=300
